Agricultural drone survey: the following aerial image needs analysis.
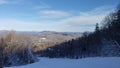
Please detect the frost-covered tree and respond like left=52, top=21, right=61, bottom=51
left=0, top=31, right=36, bottom=67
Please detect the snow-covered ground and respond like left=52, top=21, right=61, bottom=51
left=6, top=57, right=120, bottom=68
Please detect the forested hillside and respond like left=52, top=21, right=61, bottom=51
left=37, top=5, right=120, bottom=58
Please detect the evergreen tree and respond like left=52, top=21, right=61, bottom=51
left=95, top=23, right=99, bottom=32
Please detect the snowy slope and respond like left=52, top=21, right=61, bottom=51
left=6, top=57, right=120, bottom=68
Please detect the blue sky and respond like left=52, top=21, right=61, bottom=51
left=0, top=0, right=119, bottom=32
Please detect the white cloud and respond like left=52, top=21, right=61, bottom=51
left=33, top=2, right=50, bottom=9
left=54, top=5, right=115, bottom=32
left=0, top=0, right=22, bottom=5
left=0, top=5, right=115, bottom=32
left=38, top=10, right=72, bottom=19
left=54, top=15, right=104, bottom=32
left=79, top=5, right=115, bottom=16
left=0, top=19, right=59, bottom=31
left=0, top=0, right=9, bottom=5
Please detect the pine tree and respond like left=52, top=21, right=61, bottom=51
left=95, top=23, right=99, bottom=32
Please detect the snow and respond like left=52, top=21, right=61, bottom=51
left=40, top=38, right=47, bottom=40
left=6, top=57, right=120, bottom=68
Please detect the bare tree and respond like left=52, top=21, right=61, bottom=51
left=0, top=30, right=35, bottom=66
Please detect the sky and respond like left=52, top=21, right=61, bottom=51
left=0, top=0, right=119, bottom=32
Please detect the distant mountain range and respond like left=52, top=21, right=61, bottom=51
left=0, top=30, right=82, bottom=35
left=0, top=30, right=82, bottom=43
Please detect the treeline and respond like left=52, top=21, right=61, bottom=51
left=0, top=31, right=35, bottom=67
left=100, top=6, right=120, bottom=44
left=37, top=31, right=103, bottom=58
left=37, top=5, right=120, bottom=58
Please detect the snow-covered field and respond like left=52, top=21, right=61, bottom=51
left=6, top=57, right=120, bottom=68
